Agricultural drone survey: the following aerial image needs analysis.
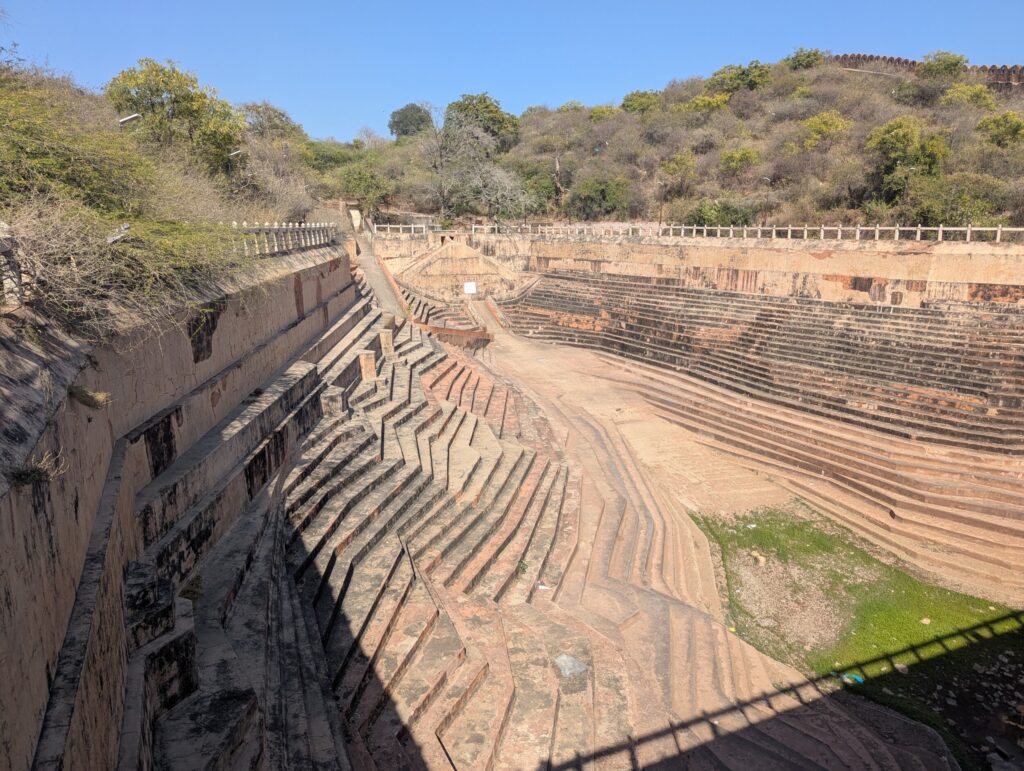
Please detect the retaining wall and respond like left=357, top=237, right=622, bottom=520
left=0, top=247, right=357, bottom=771
left=374, top=231, right=1024, bottom=307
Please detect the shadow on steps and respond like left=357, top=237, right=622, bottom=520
left=545, top=610, right=1024, bottom=771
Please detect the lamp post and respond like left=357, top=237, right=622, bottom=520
left=760, top=176, right=772, bottom=227
left=227, top=149, right=243, bottom=175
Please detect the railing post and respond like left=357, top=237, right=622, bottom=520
left=938, top=224, right=944, bottom=241
left=966, top=224, right=973, bottom=243
left=874, top=223, right=880, bottom=241
left=803, top=225, right=808, bottom=239
left=855, top=225, right=861, bottom=241
left=997, top=225, right=1003, bottom=243
left=820, top=224, right=824, bottom=239
left=916, top=225, right=922, bottom=241
left=894, top=224, right=900, bottom=241
left=771, top=226, right=776, bottom=239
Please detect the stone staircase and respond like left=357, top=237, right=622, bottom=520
left=499, top=270, right=1024, bottom=604
left=501, top=271, right=1024, bottom=452
left=111, top=263, right=960, bottom=769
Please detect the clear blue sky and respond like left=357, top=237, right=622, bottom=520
left=3, top=1, right=1023, bottom=141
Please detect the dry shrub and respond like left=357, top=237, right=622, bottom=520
left=67, top=385, right=111, bottom=409
left=232, top=135, right=314, bottom=222
left=7, top=448, right=68, bottom=487
left=5, top=196, right=253, bottom=341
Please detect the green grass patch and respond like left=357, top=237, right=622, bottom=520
left=695, top=504, right=1023, bottom=769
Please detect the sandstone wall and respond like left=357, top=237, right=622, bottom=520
left=372, top=231, right=1024, bottom=307
left=0, top=247, right=356, bottom=771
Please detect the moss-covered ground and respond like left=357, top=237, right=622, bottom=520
left=695, top=504, right=1024, bottom=770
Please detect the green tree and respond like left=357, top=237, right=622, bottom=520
left=686, top=198, right=752, bottom=226
left=902, top=172, right=1006, bottom=225
left=388, top=103, right=433, bottom=138
left=337, top=161, right=391, bottom=214
left=445, top=93, right=519, bottom=149
left=706, top=61, right=772, bottom=94
left=802, top=110, right=853, bottom=150
left=977, top=111, right=1024, bottom=148
left=720, top=147, right=760, bottom=175
left=866, top=117, right=949, bottom=201
left=0, top=75, right=154, bottom=212
left=676, top=93, right=731, bottom=114
left=621, top=90, right=661, bottom=115
left=589, top=105, right=622, bottom=122
left=106, top=59, right=244, bottom=173
left=566, top=176, right=631, bottom=220
left=917, top=51, right=968, bottom=80
left=785, top=48, right=824, bottom=70
left=938, top=84, right=997, bottom=111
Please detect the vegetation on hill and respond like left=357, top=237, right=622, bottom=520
left=0, top=53, right=356, bottom=339
left=341, top=50, right=1024, bottom=227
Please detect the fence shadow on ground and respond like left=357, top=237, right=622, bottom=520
left=544, top=610, right=1024, bottom=770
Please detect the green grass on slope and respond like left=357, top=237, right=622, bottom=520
left=695, top=505, right=1023, bottom=770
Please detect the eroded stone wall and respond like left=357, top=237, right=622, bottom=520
left=0, top=247, right=356, bottom=771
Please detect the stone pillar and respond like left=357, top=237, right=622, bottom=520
left=379, top=328, right=395, bottom=358
left=358, top=349, right=377, bottom=381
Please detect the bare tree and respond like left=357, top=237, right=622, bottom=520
left=418, top=111, right=495, bottom=218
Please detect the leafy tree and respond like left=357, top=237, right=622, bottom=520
left=902, top=172, right=1006, bottom=225
left=106, top=59, right=244, bottom=173
left=337, top=161, right=391, bottom=214
left=659, top=151, right=696, bottom=197
left=918, top=51, right=968, bottom=80
left=242, top=102, right=307, bottom=141
left=0, top=75, right=154, bottom=212
left=685, top=198, right=752, bottom=226
left=802, top=110, right=853, bottom=150
left=676, top=93, right=730, bottom=114
left=566, top=176, right=631, bottom=219
left=939, top=84, right=997, bottom=111
left=445, top=93, right=519, bottom=149
left=866, top=117, right=949, bottom=201
left=557, top=100, right=585, bottom=112
left=977, top=111, right=1024, bottom=148
left=388, top=103, right=432, bottom=138
left=621, top=90, right=661, bottom=115
left=785, top=48, right=824, bottom=70
left=706, top=61, right=771, bottom=94
left=589, top=105, right=622, bottom=122
left=720, top=147, right=760, bottom=175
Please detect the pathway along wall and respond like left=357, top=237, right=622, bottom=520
left=0, top=244, right=357, bottom=771
left=373, top=229, right=1024, bottom=306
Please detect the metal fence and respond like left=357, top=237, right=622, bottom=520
left=372, top=221, right=1024, bottom=243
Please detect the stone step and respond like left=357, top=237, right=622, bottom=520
left=414, top=447, right=533, bottom=575
left=492, top=463, right=568, bottom=604
left=292, top=454, right=404, bottom=585
left=459, top=459, right=560, bottom=598
left=135, top=362, right=320, bottom=548
left=432, top=597, right=515, bottom=770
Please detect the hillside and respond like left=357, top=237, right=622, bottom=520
left=0, top=57, right=358, bottom=340
left=351, top=50, right=1024, bottom=227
